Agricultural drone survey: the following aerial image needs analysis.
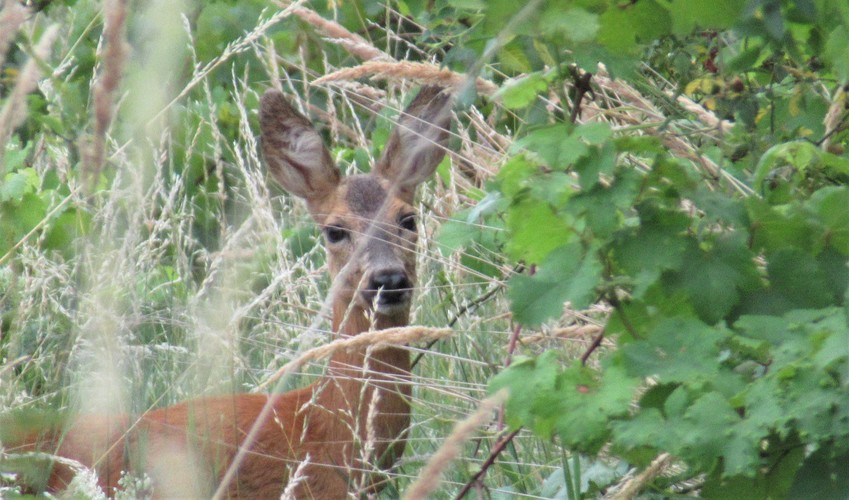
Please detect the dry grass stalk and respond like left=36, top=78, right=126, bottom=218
left=278, top=2, right=392, bottom=62
left=85, top=0, right=129, bottom=191
left=313, top=61, right=499, bottom=96
left=674, top=93, right=733, bottom=134
left=608, top=453, right=672, bottom=500
left=0, top=24, right=59, bottom=158
left=257, top=326, right=453, bottom=390
left=403, top=389, right=509, bottom=499
left=822, top=83, right=847, bottom=151
left=588, top=68, right=753, bottom=196
left=520, top=324, right=604, bottom=346
left=0, top=0, right=28, bottom=70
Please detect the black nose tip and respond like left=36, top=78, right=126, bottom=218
left=364, top=270, right=411, bottom=307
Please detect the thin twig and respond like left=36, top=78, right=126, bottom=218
left=404, top=390, right=508, bottom=499
left=580, top=326, right=606, bottom=365
left=569, top=66, right=594, bottom=124
left=453, top=428, right=522, bottom=500
left=410, top=283, right=503, bottom=370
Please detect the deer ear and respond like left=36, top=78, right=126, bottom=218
left=260, top=89, right=340, bottom=202
left=375, top=86, right=452, bottom=199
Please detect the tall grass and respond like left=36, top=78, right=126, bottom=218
left=0, top=1, right=653, bottom=497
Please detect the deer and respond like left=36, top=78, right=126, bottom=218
left=2, top=85, right=452, bottom=498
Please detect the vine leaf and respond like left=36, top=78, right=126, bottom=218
left=508, top=243, right=601, bottom=326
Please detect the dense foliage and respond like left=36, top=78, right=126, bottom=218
left=1, top=0, right=848, bottom=497
left=452, top=0, right=849, bottom=497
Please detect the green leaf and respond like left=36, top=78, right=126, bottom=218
left=598, top=0, right=670, bottom=53
left=789, top=445, right=849, bottom=498
left=498, top=41, right=532, bottom=73
left=513, top=124, right=588, bottom=167
left=683, top=392, right=758, bottom=475
left=747, top=197, right=816, bottom=254
left=664, top=234, right=759, bottom=324
left=823, top=26, right=849, bottom=81
left=810, top=187, right=849, bottom=255
left=573, top=123, right=613, bottom=145
left=2, top=139, right=33, bottom=175
left=570, top=167, right=641, bottom=239
left=540, top=6, right=599, bottom=42
left=1, top=168, right=40, bottom=203
left=490, top=351, right=562, bottom=436
left=612, top=203, right=690, bottom=296
left=508, top=242, right=601, bottom=326
left=574, top=144, right=616, bottom=190
left=447, top=0, right=486, bottom=8
left=505, top=199, right=572, bottom=263
left=767, top=249, right=834, bottom=309
left=667, top=0, right=745, bottom=34
left=618, top=317, right=730, bottom=383
left=496, top=155, right=537, bottom=198
left=554, top=364, right=636, bottom=453
left=497, top=72, right=549, bottom=110
left=492, top=353, right=636, bottom=454
left=597, top=8, right=638, bottom=54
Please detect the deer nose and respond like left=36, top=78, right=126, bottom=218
left=363, top=269, right=412, bottom=310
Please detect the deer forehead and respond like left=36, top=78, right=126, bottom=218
left=324, top=175, right=410, bottom=226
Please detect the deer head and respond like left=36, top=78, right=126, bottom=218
left=259, top=87, right=452, bottom=322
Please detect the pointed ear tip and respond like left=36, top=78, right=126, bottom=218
left=260, top=88, right=289, bottom=113
left=418, top=85, right=451, bottom=102
left=261, top=87, right=285, bottom=101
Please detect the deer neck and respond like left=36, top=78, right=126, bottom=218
left=325, top=301, right=411, bottom=389
left=310, top=301, right=412, bottom=472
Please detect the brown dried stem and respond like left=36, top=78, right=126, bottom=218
left=404, top=390, right=508, bottom=499
left=85, top=0, right=129, bottom=192
left=314, top=61, right=499, bottom=96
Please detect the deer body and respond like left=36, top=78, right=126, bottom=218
left=7, top=86, right=452, bottom=498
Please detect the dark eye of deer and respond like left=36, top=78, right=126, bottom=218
left=399, top=214, right=416, bottom=233
left=324, top=225, right=349, bottom=243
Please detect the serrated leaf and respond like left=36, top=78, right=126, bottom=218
left=667, top=0, right=745, bottom=34
left=540, top=6, right=599, bottom=42
left=810, top=187, right=849, bottom=255
left=505, top=199, right=572, bottom=263
left=497, top=72, right=548, bottom=110
left=664, top=234, right=759, bottom=324
left=554, top=364, right=636, bottom=453
left=490, top=351, right=561, bottom=435
left=437, top=217, right=477, bottom=254
left=513, top=124, right=589, bottom=167
left=2, top=140, right=33, bottom=175
left=767, top=249, right=834, bottom=309
left=612, top=203, right=690, bottom=295
left=1, top=168, right=40, bottom=203
left=618, top=317, right=729, bottom=383
left=747, top=197, right=816, bottom=254
left=508, top=242, right=601, bottom=326
left=498, top=42, right=532, bottom=73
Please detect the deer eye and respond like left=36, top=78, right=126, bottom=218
left=324, top=225, right=349, bottom=244
left=399, top=214, right=417, bottom=232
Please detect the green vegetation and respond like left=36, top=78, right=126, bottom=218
left=2, top=0, right=848, bottom=497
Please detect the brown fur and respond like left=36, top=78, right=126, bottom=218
left=5, top=87, right=452, bottom=498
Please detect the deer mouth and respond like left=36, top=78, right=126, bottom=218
left=361, top=286, right=412, bottom=315
left=361, top=269, right=413, bottom=315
